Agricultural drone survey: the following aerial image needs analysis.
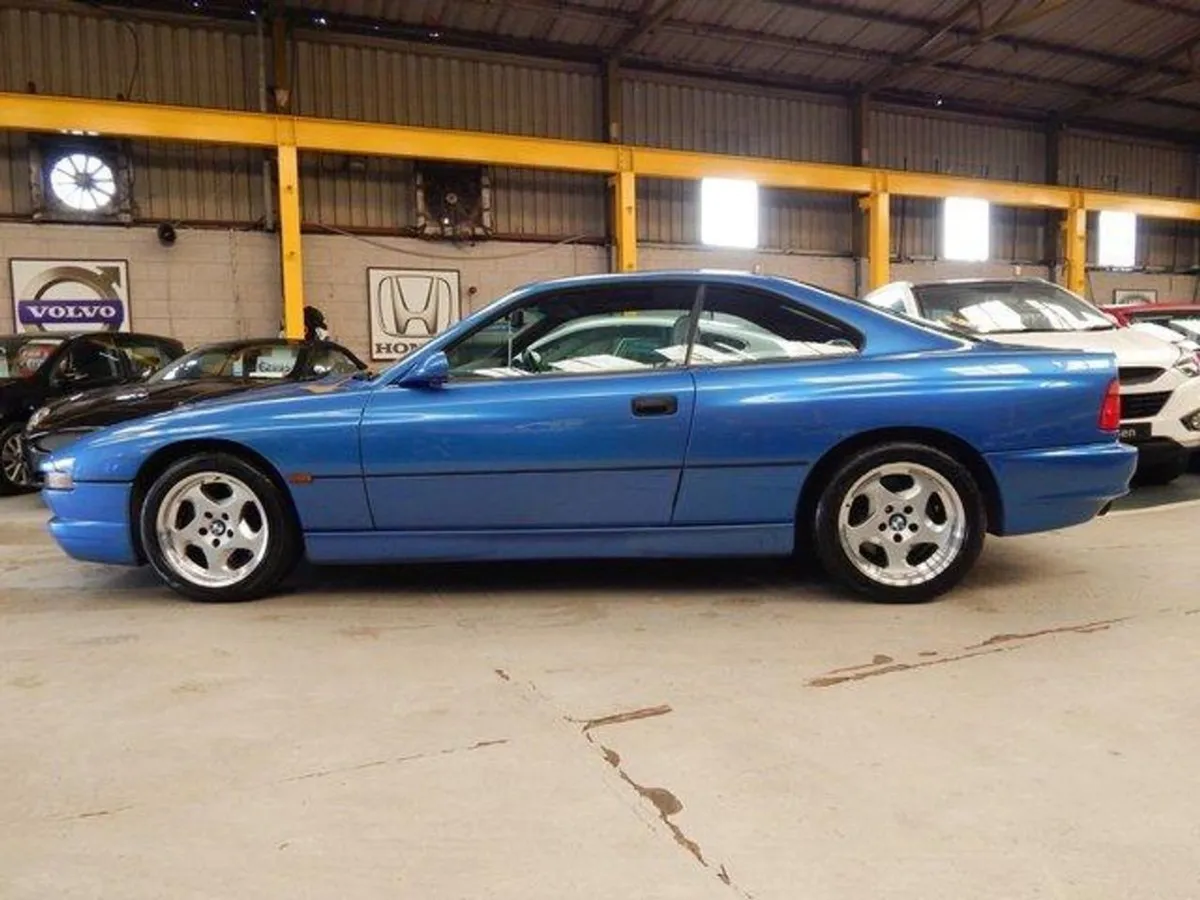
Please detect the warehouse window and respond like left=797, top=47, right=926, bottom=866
left=47, top=152, right=117, bottom=212
left=1097, top=211, right=1137, bottom=268
left=700, top=178, right=759, bottom=249
left=943, top=197, right=990, bottom=261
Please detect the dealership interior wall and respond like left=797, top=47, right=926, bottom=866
left=2, top=3, right=1200, bottom=363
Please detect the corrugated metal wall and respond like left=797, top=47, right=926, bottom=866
left=871, top=108, right=1048, bottom=262
left=0, top=5, right=1197, bottom=268
left=291, top=35, right=605, bottom=236
left=626, top=76, right=853, bottom=252
left=0, top=6, right=265, bottom=224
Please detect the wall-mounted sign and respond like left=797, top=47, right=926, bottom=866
left=367, top=267, right=461, bottom=361
left=9, top=258, right=131, bottom=333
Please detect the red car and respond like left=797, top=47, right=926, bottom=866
left=1101, top=302, right=1200, bottom=330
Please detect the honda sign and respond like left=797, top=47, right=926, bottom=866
left=367, top=267, right=461, bottom=361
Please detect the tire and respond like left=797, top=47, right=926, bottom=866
left=138, top=453, right=300, bottom=602
left=0, top=421, right=36, bottom=496
left=1134, top=456, right=1186, bottom=486
left=812, top=442, right=986, bottom=603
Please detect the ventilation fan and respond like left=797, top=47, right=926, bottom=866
left=415, top=162, right=493, bottom=240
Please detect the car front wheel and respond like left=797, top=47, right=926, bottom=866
left=139, top=453, right=300, bottom=602
left=813, top=442, right=986, bottom=603
left=0, top=422, right=36, bottom=496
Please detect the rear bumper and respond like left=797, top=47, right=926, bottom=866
left=986, top=441, right=1137, bottom=537
left=43, top=481, right=140, bottom=566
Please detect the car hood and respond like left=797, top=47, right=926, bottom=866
left=32, top=379, right=268, bottom=433
left=980, top=327, right=1182, bottom=367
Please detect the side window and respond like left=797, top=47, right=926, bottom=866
left=865, top=285, right=908, bottom=313
left=117, top=337, right=177, bottom=378
left=53, top=337, right=124, bottom=385
left=238, top=345, right=300, bottom=379
left=444, top=284, right=696, bottom=379
left=307, top=345, right=362, bottom=377
left=688, top=287, right=860, bottom=367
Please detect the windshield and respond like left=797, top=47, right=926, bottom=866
left=0, top=336, right=64, bottom=379
left=912, top=281, right=1114, bottom=334
left=1167, top=317, right=1200, bottom=340
left=150, top=342, right=301, bottom=383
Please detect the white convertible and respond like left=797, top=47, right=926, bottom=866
left=864, top=277, right=1200, bottom=484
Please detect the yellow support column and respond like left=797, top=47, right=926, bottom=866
left=862, top=189, right=891, bottom=292
left=611, top=169, right=637, bottom=272
left=1064, top=201, right=1087, bottom=296
left=276, top=143, right=306, bottom=338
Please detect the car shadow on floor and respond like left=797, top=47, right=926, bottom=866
left=285, top=555, right=823, bottom=600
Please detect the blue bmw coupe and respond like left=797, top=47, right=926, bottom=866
left=38, top=271, right=1136, bottom=603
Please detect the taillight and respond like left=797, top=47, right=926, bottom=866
left=1099, top=378, right=1121, bottom=432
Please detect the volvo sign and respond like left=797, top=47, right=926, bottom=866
left=9, top=259, right=130, bottom=333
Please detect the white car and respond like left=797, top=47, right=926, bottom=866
left=863, top=277, right=1200, bottom=484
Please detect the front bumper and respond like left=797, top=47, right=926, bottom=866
left=1124, top=376, right=1200, bottom=451
left=43, top=481, right=140, bottom=566
left=985, top=441, right=1137, bottom=537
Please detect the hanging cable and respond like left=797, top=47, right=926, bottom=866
left=313, top=222, right=597, bottom=261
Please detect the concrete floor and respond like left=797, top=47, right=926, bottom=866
left=2, top=480, right=1199, bottom=899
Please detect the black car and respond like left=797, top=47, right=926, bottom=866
left=1, top=331, right=185, bottom=494
left=23, top=337, right=367, bottom=483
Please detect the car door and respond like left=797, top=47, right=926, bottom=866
left=359, top=281, right=699, bottom=531
left=672, top=283, right=863, bottom=538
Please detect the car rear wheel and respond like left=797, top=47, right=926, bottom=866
left=813, top=443, right=985, bottom=603
left=139, top=453, right=300, bottom=602
left=0, top=422, right=36, bottom=496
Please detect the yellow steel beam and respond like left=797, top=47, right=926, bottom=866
left=634, top=146, right=874, bottom=194
left=1, top=92, right=280, bottom=147
left=1064, top=202, right=1088, bottom=296
left=276, top=143, right=305, bottom=338
left=611, top=170, right=638, bottom=272
left=4, top=91, right=1200, bottom=222
left=862, top=190, right=891, bottom=292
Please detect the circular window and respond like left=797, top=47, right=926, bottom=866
left=48, top=152, right=117, bottom=211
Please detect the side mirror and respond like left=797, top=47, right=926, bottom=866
left=398, top=351, right=450, bottom=388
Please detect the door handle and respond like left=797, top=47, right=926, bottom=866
left=631, top=394, right=678, bottom=417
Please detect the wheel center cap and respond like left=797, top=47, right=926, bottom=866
left=889, top=513, right=908, bottom=532
left=211, top=521, right=227, bottom=536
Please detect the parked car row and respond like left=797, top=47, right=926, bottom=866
left=0, top=333, right=366, bottom=494
left=5, top=272, right=1192, bottom=607
left=861, top=277, right=1200, bottom=485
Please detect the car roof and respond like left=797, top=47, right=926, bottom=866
left=510, top=269, right=830, bottom=294
left=905, top=276, right=1054, bottom=289
left=0, top=331, right=180, bottom=342
left=1101, top=303, right=1200, bottom=314
left=181, top=337, right=308, bottom=352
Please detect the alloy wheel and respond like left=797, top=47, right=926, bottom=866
left=154, top=471, right=271, bottom=589
left=836, top=462, right=968, bottom=588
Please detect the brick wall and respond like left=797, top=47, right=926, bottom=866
left=302, top=234, right=608, bottom=360
left=0, top=222, right=280, bottom=341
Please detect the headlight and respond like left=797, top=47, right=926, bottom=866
left=1173, top=350, right=1200, bottom=378
left=44, top=465, right=74, bottom=491
left=27, top=405, right=51, bottom=430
